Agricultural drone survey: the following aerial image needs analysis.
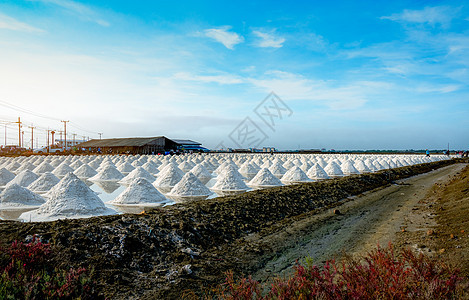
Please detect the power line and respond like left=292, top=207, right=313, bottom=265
left=0, top=100, right=61, bottom=121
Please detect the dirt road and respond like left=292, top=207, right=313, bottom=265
left=247, top=163, right=467, bottom=283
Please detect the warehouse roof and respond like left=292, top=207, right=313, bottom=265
left=77, top=137, right=166, bottom=148
left=77, top=137, right=202, bottom=148
left=172, top=139, right=201, bottom=146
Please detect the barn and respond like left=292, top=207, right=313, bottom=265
left=76, top=136, right=202, bottom=154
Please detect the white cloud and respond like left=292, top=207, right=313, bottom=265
left=203, top=26, right=243, bottom=49
left=28, top=0, right=110, bottom=27
left=415, top=84, right=461, bottom=93
left=252, top=30, right=285, bottom=48
left=173, top=72, right=244, bottom=84
left=0, top=13, right=44, bottom=33
left=248, top=70, right=391, bottom=110
left=381, top=6, right=457, bottom=28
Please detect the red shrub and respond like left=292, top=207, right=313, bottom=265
left=216, top=244, right=463, bottom=300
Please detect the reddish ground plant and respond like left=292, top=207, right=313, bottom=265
left=214, top=244, right=464, bottom=300
left=0, top=236, right=98, bottom=299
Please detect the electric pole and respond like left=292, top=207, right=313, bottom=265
left=21, top=131, right=24, bottom=148
left=15, top=117, right=21, bottom=147
left=50, top=131, right=55, bottom=153
left=98, top=133, right=103, bottom=140
left=29, top=125, right=35, bottom=150
left=72, top=133, right=76, bottom=147
left=61, top=120, right=69, bottom=152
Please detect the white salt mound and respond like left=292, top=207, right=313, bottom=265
left=89, top=164, right=124, bottom=181
left=168, top=172, right=211, bottom=197
left=0, top=184, right=45, bottom=209
left=28, top=172, right=60, bottom=193
left=6, top=170, right=39, bottom=188
left=109, top=178, right=166, bottom=206
left=153, top=164, right=184, bottom=188
left=248, top=168, right=283, bottom=187
left=22, top=173, right=115, bottom=221
left=239, top=162, right=259, bottom=175
left=141, top=161, right=160, bottom=175
left=73, top=164, right=98, bottom=178
left=52, top=163, right=75, bottom=177
left=33, top=161, right=55, bottom=174
left=0, top=167, right=15, bottom=186
left=324, top=161, right=344, bottom=177
left=119, top=167, right=155, bottom=185
left=354, top=160, right=371, bottom=173
left=189, top=164, right=212, bottom=181
left=269, top=163, right=287, bottom=177
left=306, top=164, right=330, bottom=180
left=211, top=168, right=248, bottom=191
left=117, top=162, right=135, bottom=173
left=281, top=166, right=310, bottom=183
left=341, top=161, right=360, bottom=175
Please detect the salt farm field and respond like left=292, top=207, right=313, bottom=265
left=0, top=153, right=450, bottom=222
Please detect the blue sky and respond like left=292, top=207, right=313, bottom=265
left=0, top=0, right=468, bottom=150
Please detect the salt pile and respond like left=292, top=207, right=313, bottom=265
left=269, top=162, right=287, bottom=178
left=0, top=168, right=15, bottom=186
left=248, top=168, right=283, bottom=187
left=73, top=164, right=98, bottom=178
left=306, top=164, right=330, bottom=180
left=33, top=161, right=55, bottom=174
left=281, top=166, right=310, bottom=184
left=168, top=172, right=211, bottom=197
left=141, top=161, right=160, bottom=175
left=52, top=163, right=75, bottom=177
left=354, top=160, right=371, bottom=173
left=6, top=170, right=39, bottom=188
left=0, top=184, right=45, bottom=209
left=15, top=162, right=36, bottom=173
left=69, top=160, right=83, bottom=169
left=211, top=167, right=248, bottom=191
left=341, top=161, right=360, bottom=175
left=89, top=164, right=124, bottom=182
left=153, top=164, right=184, bottom=188
left=22, top=173, right=116, bottom=221
left=117, top=162, right=135, bottom=174
left=239, top=162, right=259, bottom=176
left=5, top=161, right=21, bottom=172
left=324, top=161, right=344, bottom=177
left=119, top=167, right=155, bottom=185
left=178, top=161, right=194, bottom=173
left=108, top=178, right=166, bottom=206
left=189, top=164, right=212, bottom=184
left=28, top=172, right=60, bottom=193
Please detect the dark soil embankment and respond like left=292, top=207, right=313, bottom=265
left=0, top=159, right=455, bottom=299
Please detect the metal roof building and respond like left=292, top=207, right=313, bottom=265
left=76, top=136, right=198, bottom=154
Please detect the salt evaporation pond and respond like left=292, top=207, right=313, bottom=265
left=0, top=152, right=451, bottom=221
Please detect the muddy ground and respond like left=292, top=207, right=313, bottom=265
left=0, top=159, right=466, bottom=299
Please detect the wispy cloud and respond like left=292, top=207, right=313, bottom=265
left=29, top=0, right=110, bottom=27
left=252, top=29, right=285, bottom=48
left=173, top=72, right=243, bottom=84
left=203, top=26, right=243, bottom=49
left=0, top=13, right=44, bottom=33
left=247, top=70, right=391, bottom=110
left=381, top=6, right=457, bottom=28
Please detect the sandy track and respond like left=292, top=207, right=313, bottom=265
left=247, top=163, right=467, bottom=282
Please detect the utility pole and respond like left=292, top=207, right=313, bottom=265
left=29, top=125, right=35, bottom=150
left=61, top=120, right=69, bottom=152
left=72, top=133, right=76, bottom=147
left=50, top=131, right=55, bottom=153
left=98, top=133, right=103, bottom=140
left=15, top=117, right=21, bottom=147
left=21, top=131, right=24, bottom=148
